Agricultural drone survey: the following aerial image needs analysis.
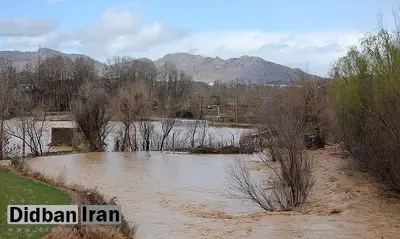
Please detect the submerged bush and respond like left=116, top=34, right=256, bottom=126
left=71, top=81, right=111, bottom=152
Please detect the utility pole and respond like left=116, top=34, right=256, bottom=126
left=235, top=78, right=239, bottom=124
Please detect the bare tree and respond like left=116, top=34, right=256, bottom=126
left=138, top=119, right=154, bottom=152
left=71, top=57, right=98, bottom=95
left=188, top=120, right=200, bottom=148
left=295, top=72, right=330, bottom=147
left=157, top=62, right=193, bottom=112
left=227, top=158, right=278, bottom=211
left=71, top=80, right=111, bottom=152
left=210, top=83, right=229, bottom=110
left=228, top=72, right=316, bottom=211
left=228, top=116, right=314, bottom=211
left=30, top=53, right=74, bottom=111
left=198, top=120, right=208, bottom=147
left=6, top=105, right=48, bottom=157
left=105, top=57, right=157, bottom=95
left=114, top=81, right=151, bottom=151
left=106, top=56, right=159, bottom=152
left=261, top=109, right=314, bottom=208
left=0, top=56, right=18, bottom=159
left=155, top=63, right=193, bottom=151
left=158, top=118, right=177, bottom=151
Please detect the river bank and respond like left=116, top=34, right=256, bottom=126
left=249, top=145, right=400, bottom=238
left=0, top=164, right=136, bottom=239
left=0, top=169, right=70, bottom=239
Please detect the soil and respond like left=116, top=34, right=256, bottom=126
left=247, top=144, right=400, bottom=238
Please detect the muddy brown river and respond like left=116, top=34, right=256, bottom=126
left=28, top=152, right=263, bottom=238
left=3, top=119, right=398, bottom=238
left=26, top=148, right=400, bottom=239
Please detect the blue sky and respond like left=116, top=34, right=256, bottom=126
left=0, top=0, right=399, bottom=76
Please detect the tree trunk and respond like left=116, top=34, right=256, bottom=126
left=145, top=135, right=150, bottom=152
left=122, top=123, right=130, bottom=151
left=160, top=137, right=166, bottom=151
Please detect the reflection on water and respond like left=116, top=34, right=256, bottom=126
left=27, top=152, right=381, bottom=239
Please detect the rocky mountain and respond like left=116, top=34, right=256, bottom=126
left=0, top=48, right=320, bottom=84
left=154, top=53, right=317, bottom=84
left=0, top=48, right=105, bottom=74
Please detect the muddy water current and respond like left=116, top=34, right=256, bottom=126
left=28, top=152, right=262, bottom=238
left=10, top=120, right=397, bottom=238
left=26, top=150, right=394, bottom=239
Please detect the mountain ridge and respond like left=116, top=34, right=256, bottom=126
left=155, top=53, right=319, bottom=84
left=0, top=48, right=320, bottom=85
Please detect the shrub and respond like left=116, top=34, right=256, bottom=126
left=228, top=85, right=314, bottom=211
left=331, top=22, right=400, bottom=193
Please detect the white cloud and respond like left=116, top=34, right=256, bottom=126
left=61, top=9, right=187, bottom=56
left=0, top=18, right=58, bottom=36
left=3, top=31, right=61, bottom=48
left=0, top=9, right=365, bottom=76
left=0, top=9, right=186, bottom=56
left=100, top=9, right=140, bottom=34
left=137, top=30, right=364, bottom=76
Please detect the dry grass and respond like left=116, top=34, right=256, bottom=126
left=44, top=225, right=128, bottom=239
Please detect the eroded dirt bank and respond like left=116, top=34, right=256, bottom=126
left=26, top=146, right=400, bottom=239
left=248, top=145, right=400, bottom=238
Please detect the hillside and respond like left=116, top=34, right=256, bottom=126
left=154, top=53, right=317, bottom=84
left=0, top=48, right=320, bottom=85
left=0, top=48, right=105, bottom=74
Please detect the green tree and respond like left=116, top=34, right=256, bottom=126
left=331, top=18, right=400, bottom=192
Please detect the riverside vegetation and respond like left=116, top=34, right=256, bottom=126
left=1, top=160, right=136, bottom=239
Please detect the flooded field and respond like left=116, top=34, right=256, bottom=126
left=5, top=119, right=250, bottom=157
left=27, top=146, right=400, bottom=239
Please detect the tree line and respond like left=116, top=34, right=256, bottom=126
left=0, top=50, right=193, bottom=157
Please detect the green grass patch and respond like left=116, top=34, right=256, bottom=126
left=0, top=169, right=70, bottom=239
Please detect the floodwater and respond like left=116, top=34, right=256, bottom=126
left=4, top=119, right=399, bottom=237
left=5, top=119, right=250, bottom=157
left=28, top=152, right=262, bottom=238
left=27, top=147, right=400, bottom=239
